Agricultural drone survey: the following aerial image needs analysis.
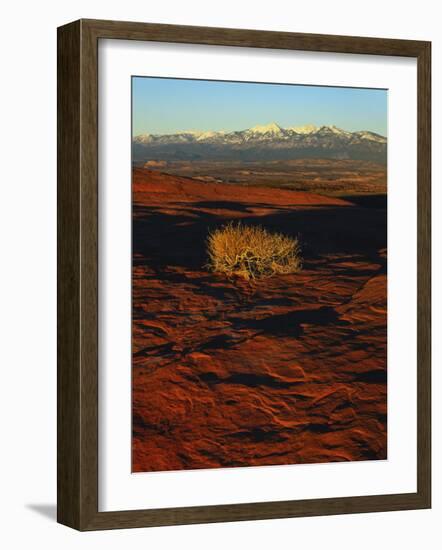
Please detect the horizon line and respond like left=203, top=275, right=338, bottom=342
left=133, top=122, right=387, bottom=138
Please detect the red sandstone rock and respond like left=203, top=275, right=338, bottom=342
left=132, top=168, right=387, bottom=472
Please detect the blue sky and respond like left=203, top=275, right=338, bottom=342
left=132, top=77, right=387, bottom=136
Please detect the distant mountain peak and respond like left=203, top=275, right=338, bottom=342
left=316, top=125, right=349, bottom=135
left=195, top=130, right=226, bottom=141
left=247, top=122, right=283, bottom=134
left=181, top=129, right=205, bottom=136
left=288, top=124, right=317, bottom=134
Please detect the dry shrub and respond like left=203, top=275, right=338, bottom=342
left=207, top=222, right=302, bottom=280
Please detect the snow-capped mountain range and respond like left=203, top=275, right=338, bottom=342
left=133, top=122, right=387, bottom=163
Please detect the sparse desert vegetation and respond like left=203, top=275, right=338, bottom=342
left=207, top=222, right=302, bottom=280
left=134, top=158, right=387, bottom=197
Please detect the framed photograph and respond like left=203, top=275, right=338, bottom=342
left=57, top=19, right=431, bottom=530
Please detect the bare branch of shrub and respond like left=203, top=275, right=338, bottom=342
left=207, top=222, right=302, bottom=280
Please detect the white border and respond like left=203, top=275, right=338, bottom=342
left=98, top=39, right=417, bottom=512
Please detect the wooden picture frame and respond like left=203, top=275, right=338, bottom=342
left=57, top=18, right=431, bottom=530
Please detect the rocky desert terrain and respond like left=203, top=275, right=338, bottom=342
left=132, top=166, right=387, bottom=472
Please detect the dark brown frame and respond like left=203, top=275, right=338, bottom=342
left=57, top=18, right=431, bottom=531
